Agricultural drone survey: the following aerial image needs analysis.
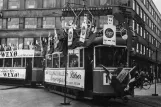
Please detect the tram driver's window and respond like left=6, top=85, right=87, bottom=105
left=53, top=53, right=59, bottom=68
left=0, top=59, right=3, bottom=67
left=4, top=58, right=12, bottom=67
left=34, top=57, right=43, bottom=68
left=46, top=54, right=52, bottom=68
left=69, top=50, right=79, bottom=67
left=13, top=58, right=21, bottom=67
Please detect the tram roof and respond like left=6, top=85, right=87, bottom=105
left=94, top=45, right=127, bottom=48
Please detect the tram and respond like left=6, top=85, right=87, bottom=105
left=0, top=49, right=44, bottom=87
left=44, top=44, right=135, bottom=100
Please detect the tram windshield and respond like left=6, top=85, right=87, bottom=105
left=46, top=48, right=84, bottom=68
left=95, top=46, right=127, bottom=67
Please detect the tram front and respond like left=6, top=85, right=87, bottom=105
left=93, top=45, right=135, bottom=98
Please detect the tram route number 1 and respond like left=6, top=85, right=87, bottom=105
left=103, top=73, right=111, bottom=85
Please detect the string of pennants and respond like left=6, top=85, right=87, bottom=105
left=39, top=2, right=132, bottom=56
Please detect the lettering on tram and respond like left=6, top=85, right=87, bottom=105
left=45, top=48, right=85, bottom=89
left=0, top=49, right=43, bottom=81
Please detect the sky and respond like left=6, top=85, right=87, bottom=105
left=153, top=0, right=161, bottom=13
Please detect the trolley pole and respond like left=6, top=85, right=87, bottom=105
left=152, top=49, right=158, bottom=96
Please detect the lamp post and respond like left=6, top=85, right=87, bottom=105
left=152, top=49, right=158, bottom=96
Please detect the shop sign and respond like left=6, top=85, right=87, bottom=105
left=0, top=50, right=34, bottom=58
left=0, top=68, right=26, bottom=79
left=45, top=69, right=85, bottom=89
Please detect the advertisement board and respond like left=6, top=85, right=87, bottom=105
left=45, top=69, right=85, bottom=89
left=0, top=50, right=35, bottom=58
left=0, top=68, right=26, bottom=79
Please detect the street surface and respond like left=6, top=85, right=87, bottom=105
left=0, top=83, right=160, bottom=107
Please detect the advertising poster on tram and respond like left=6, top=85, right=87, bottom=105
left=0, top=50, right=34, bottom=58
left=45, top=69, right=85, bottom=89
left=0, top=68, right=26, bottom=79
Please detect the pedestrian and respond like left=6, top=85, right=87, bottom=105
left=139, top=69, right=145, bottom=88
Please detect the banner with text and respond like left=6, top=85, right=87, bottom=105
left=0, top=68, right=26, bottom=79
left=45, top=69, right=85, bottom=89
left=0, top=50, right=35, bottom=58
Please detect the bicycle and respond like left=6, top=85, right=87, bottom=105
left=134, top=77, right=151, bottom=90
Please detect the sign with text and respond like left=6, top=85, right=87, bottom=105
left=0, top=50, right=35, bottom=58
left=45, top=69, right=85, bottom=89
left=0, top=68, right=26, bottom=79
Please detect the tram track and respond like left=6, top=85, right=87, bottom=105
left=129, top=97, right=160, bottom=107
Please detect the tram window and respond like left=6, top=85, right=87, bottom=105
left=34, top=57, right=43, bottom=68
left=13, top=58, right=22, bottom=67
left=95, top=47, right=127, bottom=67
left=60, top=53, right=66, bottom=68
left=69, top=50, right=79, bottom=67
left=53, top=54, right=59, bottom=68
left=80, top=49, right=83, bottom=67
left=22, top=58, right=26, bottom=67
left=46, top=54, right=52, bottom=68
left=0, top=59, right=3, bottom=67
left=4, top=58, right=12, bottom=67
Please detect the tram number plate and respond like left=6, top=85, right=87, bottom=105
left=103, top=73, right=111, bottom=85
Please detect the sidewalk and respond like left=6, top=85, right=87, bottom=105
left=134, top=83, right=161, bottom=96
left=129, top=83, right=161, bottom=106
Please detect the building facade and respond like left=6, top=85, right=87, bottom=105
left=0, top=0, right=161, bottom=76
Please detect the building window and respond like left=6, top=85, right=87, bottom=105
left=136, top=3, right=139, bottom=15
left=0, top=0, right=3, bottom=10
left=136, top=23, right=139, bottom=34
left=24, top=38, right=34, bottom=49
left=43, top=0, right=56, bottom=8
left=132, top=0, right=135, bottom=10
left=140, top=8, right=143, bottom=19
left=140, top=26, right=142, bottom=37
left=25, top=18, right=37, bottom=29
left=143, top=30, right=146, bottom=39
left=7, top=38, right=18, bottom=50
left=7, top=18, right=19, bottom=29
left=0, top=19, right=2, bottom=29
left=136, top=43, right=139, bottom=53
left=43, top=17, right=55, bottom=28
left=26, top=0, right=37, bottom=9
left=8, top=0, right=20, bottom=9
left=140, top=44, right=142, bottom=54
left=143, top=46, right=145, bottom=55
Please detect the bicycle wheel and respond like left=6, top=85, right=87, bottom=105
left=143, top=80, right=151, bottom=90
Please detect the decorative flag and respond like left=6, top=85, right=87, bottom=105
left=79, top=14, right=88, bottom=43
left=47, top=32, right=51, bottom=52
left=40, top=35, right=43, bottom=53
left=68, top=27, right=74, bottom=46
left=54, top=29, right=59, bottom=49
left=107, top=15, right=114, bottom=25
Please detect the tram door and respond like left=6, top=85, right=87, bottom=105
left=84, top=48, right=93, bottom=92
left=26, top=58, right=32, bottom=82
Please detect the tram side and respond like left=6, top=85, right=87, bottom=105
left=44, top=46, right=135, bottom=100
left=0, top=50, right=44, bottom=86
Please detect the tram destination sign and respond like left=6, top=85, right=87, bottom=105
left=45, top=69, right=85, bottom=89
left=0, top=68, right=26, bottom=79
left=0, top=50, right=35, bottom=58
